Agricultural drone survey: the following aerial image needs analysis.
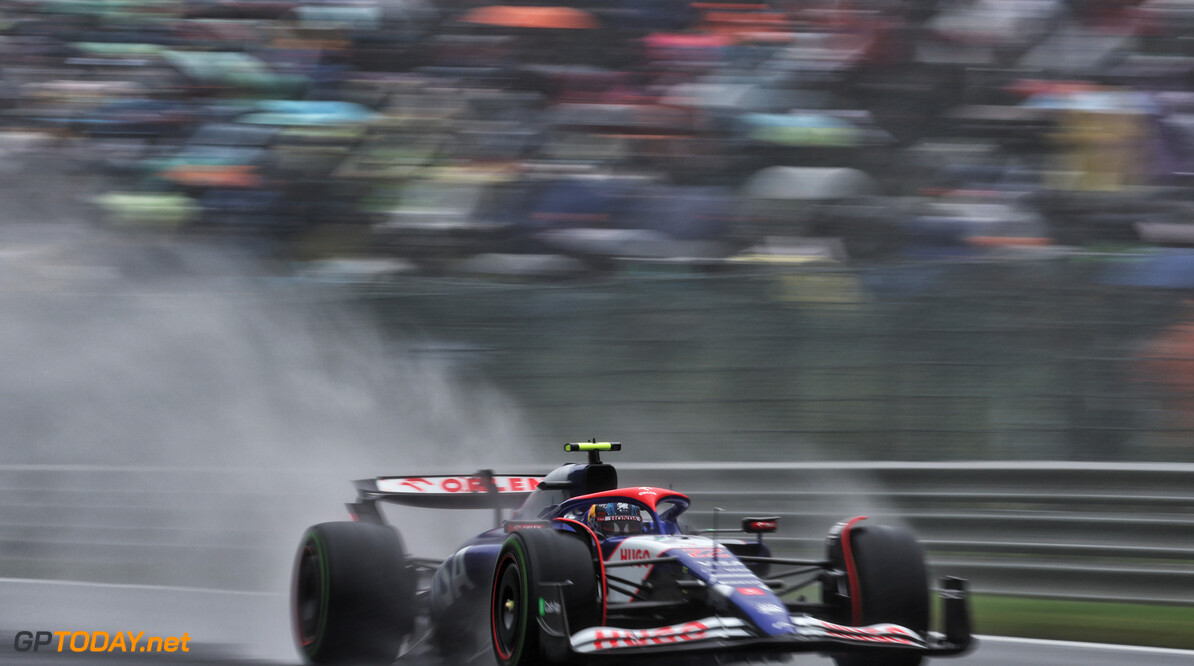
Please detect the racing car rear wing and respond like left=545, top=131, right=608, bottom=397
left=350, top=470, right=542, bottom=524
left=348, top=442, right=619, bottom=525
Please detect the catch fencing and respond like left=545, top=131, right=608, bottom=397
left=1, top=462, right=1191, bottom=606
left=619, top=461, right=1194, bottom=606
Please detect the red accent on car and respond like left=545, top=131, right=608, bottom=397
left=400, top=477, right=431, bottom=490
left=840, top=516, right=868, bottom=625
left=491, top=552, right=517, bottom=661
left=567, top=486, right=689, bottom=512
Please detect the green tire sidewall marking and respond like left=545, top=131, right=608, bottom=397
left=507, top=537, right=531, bottom=666
left=305, top=530, right=331, bottom=656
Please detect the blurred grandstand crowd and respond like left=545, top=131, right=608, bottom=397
left=4, top=0, right=1194, bottom=276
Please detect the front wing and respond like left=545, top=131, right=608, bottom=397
left=565, top=616, right=970, bottom=657
left=539, top=581, right=975, bottom=659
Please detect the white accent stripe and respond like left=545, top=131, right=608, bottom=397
left=0, top=577, right=279, bottom=597
left=976, top=635, right=1194, bottom=657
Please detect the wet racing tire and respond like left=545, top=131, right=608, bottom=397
left=291, top=521, right=415, bottom=665
left=827, top=521, right=930, bottom=666
left=491, top=527, right=600, bottom=666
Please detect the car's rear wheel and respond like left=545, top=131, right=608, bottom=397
left=825, top=520, right=929, bottom=666
left=491, top=527, right=600, bottom=666
left=292, top=521, right=415, bottom=665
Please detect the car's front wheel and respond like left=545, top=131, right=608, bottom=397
left=825, top=519, right=929, bottom=666
left=491, top=527, right=600, bottom=666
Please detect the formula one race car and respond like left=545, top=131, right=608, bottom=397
left=291, top=442, right=974, bottom=666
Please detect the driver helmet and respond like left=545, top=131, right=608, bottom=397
left=587, top=502, right=642, bottom=537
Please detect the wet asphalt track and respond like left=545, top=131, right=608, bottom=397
left=2, top=580, right=1193, bottom=666
left=4, top=637, right=1194, bottom=666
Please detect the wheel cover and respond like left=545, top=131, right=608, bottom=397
left=492, top=554, right=524, bottom=662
